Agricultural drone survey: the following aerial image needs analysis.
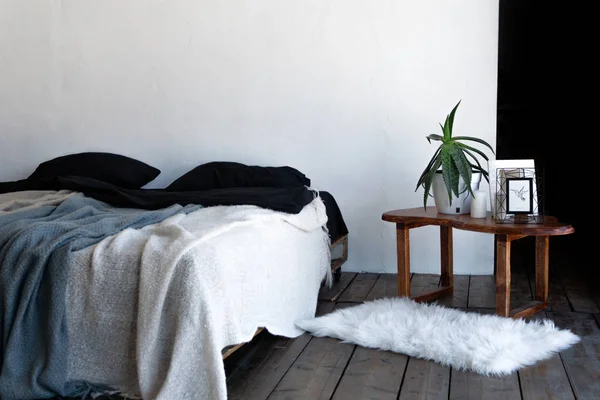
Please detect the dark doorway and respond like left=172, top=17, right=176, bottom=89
left=496, top=1, right=593, bottom=275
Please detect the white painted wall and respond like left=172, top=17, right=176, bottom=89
left=0, top=1, right=498, bottom=274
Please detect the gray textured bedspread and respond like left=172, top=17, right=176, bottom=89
left=0, top=192, right=199, bottom=400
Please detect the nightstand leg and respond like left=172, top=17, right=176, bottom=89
left=535, top=236, right=549, bottom=302
left=440, top=226, right=453, bottom=288
left=396, top=223, right=410, bottom=298
left=496, top=235, right=511, bottom=317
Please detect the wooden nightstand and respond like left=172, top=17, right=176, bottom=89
left=382, top=207, right=574, bottom=318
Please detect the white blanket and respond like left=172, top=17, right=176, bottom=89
left=65, top=196, right=331, bottom=399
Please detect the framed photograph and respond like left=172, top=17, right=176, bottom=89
left=506, top=178, right=533, bottom=214
left=488, top=159, right=535, bottom=218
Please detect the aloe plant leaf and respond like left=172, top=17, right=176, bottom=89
left=442, top=115, right=451, bottom=141
left=459, top=151, right=476, bottom=196
left=415, top=145, right=442, bottom=190
left=422, top=156, right=442, bottom=210
left=426, top=134, right=444, bottom=143
left=450, top=146, right=475, bottom=197
left=473, top=167, right=490, bottom=183
left=441, top=146, right=459, bottom=202
left=447, top=100, right=461, bottom=139
left=461, top=147, right=487, bottom=176
left=449, top=156, right=461, bottom=199
left=481, top=170, right=490, bottom=183
left=453, top=136, right=495, bottom=154
left=466, top=159, right=490, bottom=183
left=455, top=142, right=490, bottom=162
left=449, top=148, right=468, bottom=196
left=464, top=158, right=488, bottom=177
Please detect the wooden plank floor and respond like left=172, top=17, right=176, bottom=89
left=226, top=258, right=600, bottom=400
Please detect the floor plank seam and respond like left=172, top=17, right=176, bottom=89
left=557, top=271, right=580, bottom=312
left=361, top=274, right=381, bottom=303
left=395, top=355, right=411, bottom=400
left=329, top=345, right=357, bottom=400
left=335, top=273, right=360, bottom=303
left=594, top=313, right=600, bottom=330
left=364, top=273, right=385, bottom=301
left=558, top=351, right=578, bottom=399
left=558, top=278, right=577, bottom=313
left=466, top=275, right=471, bottom=309
left=357, top=273, right=379, bottom=303
left=593, top=297, right=600, bottom=317
left=516, top=370, right=524, bottom=400
left=466, top=276, right=475, bottom=309
left=446, top=367, right=452, bottom=400
left=265, top=335, right=315, bottom=400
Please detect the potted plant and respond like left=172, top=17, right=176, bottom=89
left=415, top=100, right=495, bottom=214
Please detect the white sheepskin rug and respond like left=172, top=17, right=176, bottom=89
left=295, top=297, right=580, bottom=376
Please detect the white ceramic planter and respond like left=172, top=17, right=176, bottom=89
left=432, top=171, right=482, bottom=214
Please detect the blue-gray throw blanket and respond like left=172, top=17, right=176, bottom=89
left=0, top=193, right=200, bottom=400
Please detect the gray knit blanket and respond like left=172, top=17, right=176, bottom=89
left=0, top=191, right=199, bottom=400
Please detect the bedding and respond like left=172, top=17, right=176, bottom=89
left=0, top=175, right=349, bottom=242
left=28, top=152, right=161, bottom=189
left=0, top=189, right=332, bottom=399
left=0, top=191, right=201, bottom=399
left=2, top=175, right=314, bottom=215
left=165, top=161, right=311, bottom=191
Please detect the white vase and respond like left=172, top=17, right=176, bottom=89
left=432, top=171, right=482, bottom=214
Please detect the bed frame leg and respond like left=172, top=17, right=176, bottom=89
left=333, top=267, right=342, bottom=282
left=330, top=234, right=348, bottom=283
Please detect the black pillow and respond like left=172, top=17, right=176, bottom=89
left=166, top=161, right=310, bottom=191
left=28, top=152, right=161, bottom=189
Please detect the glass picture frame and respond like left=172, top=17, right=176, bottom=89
left=492, top=165, right=544, bottom=224
left=505, top=177, right=533, bottom=214
left=488, top=159, right=535, bottom=219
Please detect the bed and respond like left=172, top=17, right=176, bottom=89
left=0, top=154, right=349, bottom=400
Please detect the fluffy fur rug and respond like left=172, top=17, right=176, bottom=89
left=295, top=297, right=580, bottom=375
